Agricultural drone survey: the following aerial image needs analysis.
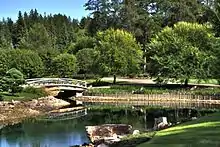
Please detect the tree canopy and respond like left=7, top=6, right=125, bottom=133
left=52, top=53, right=78, bottom=77
left=0, top=2, right=219, bottom=83
left=147, top=22, right=216, bottom=85
left=94, top=29, right=143, bottom=83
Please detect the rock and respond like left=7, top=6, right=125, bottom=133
left=28, top=109, right=40, bottom=115
left=76, top=100, right=83, bottom=105
left=132, top=130, right=140, bottom=135
left=28, top=99, right=38, bottom=108
left=190, top=86, right=197, bottom=90
left=11, top=100, right=20, bottom=105
left=154, top=117, right=169, bottom=130
left=0, top=114, right=6, bottom=121
left=97, top=143, right=109, bottom=147
left=76, top=92, right=83, bottom=97
left=9, top=105, right=14, bottom=108
left=86, top=124, right=132, bottom=143
left=191, top=117, right=197, bottom=120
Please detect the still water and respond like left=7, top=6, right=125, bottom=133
left=0, top=108, right=212, bottom=147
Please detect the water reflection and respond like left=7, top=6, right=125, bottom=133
left=0, top=108, right=215, bottom=147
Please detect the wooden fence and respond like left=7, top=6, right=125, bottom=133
left=75, top=93, right=220, bottom=109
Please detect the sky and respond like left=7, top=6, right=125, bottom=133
left=0, top=0, right=90, bottom=21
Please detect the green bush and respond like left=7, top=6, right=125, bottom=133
left=72, top=74, right=99, bottom=79
left=0, top=94, right=3, bottom=101
left=23, top=87, right=47, bottom=97
left=90, top=80, right=112, bottom=86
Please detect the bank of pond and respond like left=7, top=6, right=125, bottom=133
left=0, top=107, right=217, bottom=147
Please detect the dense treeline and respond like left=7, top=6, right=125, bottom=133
left=0, top=0, right=220, bottom=84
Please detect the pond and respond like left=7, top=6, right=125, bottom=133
left=0, top=108, right=215, bottom=147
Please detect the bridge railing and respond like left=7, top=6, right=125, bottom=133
left=23, top=78, right=87, bottom=89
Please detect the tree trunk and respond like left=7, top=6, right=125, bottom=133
left=113, top=74, right=116, bottom=84
left=184, top=79, right=188, bottom=87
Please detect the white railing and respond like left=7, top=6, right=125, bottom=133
left=24, top=78, right=87, bottom=89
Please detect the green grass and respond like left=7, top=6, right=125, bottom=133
left=87, top=85, right=220, bottom=95
left=87, top=85, right=170, bottom=94
left=110, top=132, right=155, bottom=147
left=189, top=79, right=219, bottom=85
left=138, top=112, right=220, bottom=147
left=1, top=87, right=48, bottom=101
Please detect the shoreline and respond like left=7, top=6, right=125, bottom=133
left=0, top=96, right=70, bottom=126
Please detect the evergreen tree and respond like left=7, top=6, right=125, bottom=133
left=13, top=11, right=26, bottom=48
left=0, top=19, right=13, bottom=49
left=19, top=23, right=52, bottom=51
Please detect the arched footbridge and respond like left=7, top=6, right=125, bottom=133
left=22, top=78, right=87, bottom=92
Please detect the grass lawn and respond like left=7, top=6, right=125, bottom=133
left=1, top=88, right=48, bottom=101
left=1, top=92, right=44, bottom=101
left=138, top=112, right=220, bottom=147
left=189, top=79, right=219, bottom=85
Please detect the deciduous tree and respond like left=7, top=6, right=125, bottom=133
left=147, top=22, right=215, bottom=85
left=76, top=48, right=97, bottom=74
left=52, top=53, right=78, bottom=77
left=94, top=29, right=143, bottom=84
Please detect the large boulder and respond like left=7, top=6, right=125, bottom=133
left=86, top=124, right=132, bottom=143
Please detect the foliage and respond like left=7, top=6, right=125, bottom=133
left=22, top=87, right=48, bottom=97
left=94, top=29, right=143, bottom=78
left=89, top=79, right=112, bottom=87
left=87, top=85, right=220, bottom=96
left=87, top=85, right=170, bottom=95
left=19, top=23, right=52, bottom=50
left=68, top=36, right=96, bottom=54
left=76, top=48, right=97, bottom=74
left=38, top=47, right=60, bottom=76
left=0, top=20, right=13, bottom=49
left=7, top=49, right=44, bottom=78
left=0, top=49, right=9, bottom=76
left=147, top=22, right=216, bottom=85
left=72, top=74, right=98, bottom=80
left=52, top=53, right=78, bottom=77
left=0, top=4, right=219, bottom=81
left=0, top=68, right=24, bottom=94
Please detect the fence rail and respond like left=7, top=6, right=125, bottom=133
left=76, top=93, right=220, bottom=109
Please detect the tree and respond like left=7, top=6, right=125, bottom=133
left=0, top=19, right=13, bottom=49
left=211, top=38, right=220, bottom=84
left=206, top=0, right=220, bottom=37
left=94, top=29, right=143, bottom=84
left=52, top=53, right=78, bottom=77
left=7, top=49, right=44, bottom=78
left=76, top=48, right=97, bottom=74
left=67, top=35, right=96, bottom=54
left=13, top=11, right=26, bottom=48
left=84, top=0, right=122, bottom=34
left=38, top=48, right=60, bottom=77
left=0, top=68, right=24, bottom=94
left=159, top=0, right=204, bottom=27
left=0, top=49, right=10, bottom=76
left=147, top=22, right=216, bottom=85
left=19, top=23, right=52, bottom=50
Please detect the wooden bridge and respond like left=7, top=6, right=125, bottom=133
left=23, top=78, right=87, bottom=91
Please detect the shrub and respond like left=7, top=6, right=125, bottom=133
left=23, top=87, right=47, bottom=97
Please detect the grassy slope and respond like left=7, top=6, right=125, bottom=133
left=1, top=88, right=48, bottom=101
left=138, top=113, right=220, bottom=147
left=2, top=92, right=40, bottom=101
